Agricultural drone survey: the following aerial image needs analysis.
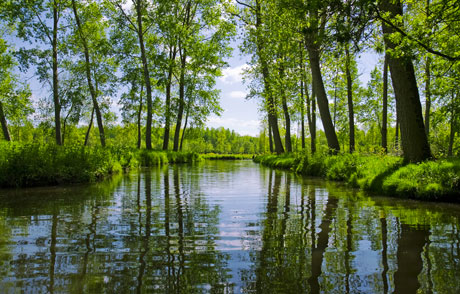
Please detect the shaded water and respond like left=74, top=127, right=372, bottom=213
left=1, top=160, right=460, bottom=293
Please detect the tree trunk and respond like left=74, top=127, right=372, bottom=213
left=136, top=0, right=154, bottom=150
left=268, top=121, right=273, bottom=153
left=380, top=0, right=431, bottom=162
left=0, top=101, right=11, bottom=141
left=137, top=84, right=143, bottom=149
left=382, top=54, right=389, bottom=152
left=448, top=90, right=456, bottom=157
left=395, top=113, right=399, bottom=151
left=180, top=96, right=193, bottom=151
left=71, top=0, right=105, bottom=147
left=84, top=107, right=94, bottom=146
left=300, top=79, right=306, bottom=150
left=333, top=68, right=338, bottom=128
left=173, top=49, right=186, bottom=151
left=307, top=45, right=340, bottom=153
left=279, top=65, right=292, bottom=152
left=345, top=44, right=355, bottom=153
left=52, top=0, right=62, bottom=145
left=255, top=0, right=284, bottom=154
left=424, top=55, right=431, bottom=138
left=311, top=83, right=317, bottom=154
left=163, top=46, right=176, bottom=150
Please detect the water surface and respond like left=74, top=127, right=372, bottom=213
left=0, top=161, right=459, bottom=293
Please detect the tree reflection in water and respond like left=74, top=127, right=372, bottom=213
left=0, top=161, right=459, bottom=293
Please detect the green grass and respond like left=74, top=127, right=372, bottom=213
left=254, top=153, right=460, bottom=202
left=0, top=143, right=201, bottom=188
left=201, top=153, right=254, bottom=160
left=0, top=143, right=126, bottom=187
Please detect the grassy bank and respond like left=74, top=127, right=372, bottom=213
left=201, top=153, right=253, bottom=160
left=0, top=143, right=200, bottom=188
left=254, top=153, right=460, bottom=201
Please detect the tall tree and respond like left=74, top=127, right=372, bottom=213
left=112, top=0, right=156, bottom=149
left=172, top=0, right=235, bottom=151
left=379, top=0, right=432, bottom=162
left=238, top=0, right=284, bottom=154
left=382, top=54, right=389, bottom=152
left=301, top=1, right=340, bottom=153
left=0, top=38, right=33, bottom=141
left=71, top=0, right=106, bottom=147
left=1, top=0, right=65, bottom=144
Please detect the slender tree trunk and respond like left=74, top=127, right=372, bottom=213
left=52, top=0, right=62, bottom=145
left=279, top=65, right=292, bottom=152
left=268, top=121, right=273, bottom=153
left=311, top=84, right=317, bottom=154
left=71, top=0, right=105, bottom=147
left=163, top=46, right=176, bottom=150
left=345, top=44, right=355, bottom=153
left=380, top=0, right=432, bottom=162
left=448, top=90, right=456, bottom=157
left=425, top=55, right=431, bottom=138
left=425, top=0, right=432, bottom=139
left=395, top=113, right=399, bottom=151
left=382, top=54, right=389, bottom=152
left=333, top=68, right=338, bottom=128
left=307, top=44, right=340, bottom=153
left=0, top=101, right=11, bottom=141
left=180, top=97, right=193, bottom=151
left=137, top=84, right=143, bottom=149
left=300, top=79, right=306, bottom=150
left=84, top=107, right=94, bottom=146
left=255, top=0, right=284, bottom=154
left=135, top=0, right=153, bottom=150
left=173, top=50, right=186, bottom=151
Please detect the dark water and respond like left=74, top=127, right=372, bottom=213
left=0, top=161, right=460, bottom=293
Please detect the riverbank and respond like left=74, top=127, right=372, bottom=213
left=254, top=153, right=460, bottom=202
left=201, top=153, right=253, bottom=160
left=0, top=143, right=200, bottom=188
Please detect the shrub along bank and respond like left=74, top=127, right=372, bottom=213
left=254, top=153, right=460, bottom=201
left=0, top=143, right=200, bottom=188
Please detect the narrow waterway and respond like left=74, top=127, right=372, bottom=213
left=0, top=160, right=459, bottom=293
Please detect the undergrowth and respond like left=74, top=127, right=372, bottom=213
left=254, top=152, right=460, bottom=202
left=0, top=143, right=200, bottom=188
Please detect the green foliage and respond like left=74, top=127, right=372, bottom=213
left=0, top=142, right=124, bottom=187
left=255, top=153, right=460, bottom=201
left=382, top=159, right=460, bottom=199
left=0, top=142, right=203, bottom=187
left=137, top=149, right=201, bottom=167
left=202, top=153, right=253, bottom=160
left=253, top=153, right=299, bottom=170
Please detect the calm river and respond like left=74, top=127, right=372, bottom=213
left=1, top=160, right=460, bottom=293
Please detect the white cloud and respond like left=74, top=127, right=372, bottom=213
left=121, top=0, right=133, bottom=11
left=219, top=64, right=249, bottom=84
left=228, top=90, right=247, bottom=100
left=206, top=116, right=260, bottom=137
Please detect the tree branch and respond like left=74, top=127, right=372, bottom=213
left=235, top=0, right=254, bottom=12
left=374, top=4, right=460, bottom=62
left=111, top=0, right=139, bottom=34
